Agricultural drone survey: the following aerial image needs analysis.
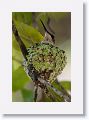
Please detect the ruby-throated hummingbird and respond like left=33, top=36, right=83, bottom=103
left=40, top=19, right=55, bottom=45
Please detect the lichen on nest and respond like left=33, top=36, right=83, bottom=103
left=24, top=43, right=67, bottom=83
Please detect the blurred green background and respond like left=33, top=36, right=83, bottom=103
left=12, top=12, right=71, bottom=102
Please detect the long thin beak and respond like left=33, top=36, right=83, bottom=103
left=40, top=19, right=48, bottom=33
left=40, top=19, right=55, bottom=44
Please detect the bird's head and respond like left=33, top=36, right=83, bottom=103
left=40, top=19, right=55, bottom=45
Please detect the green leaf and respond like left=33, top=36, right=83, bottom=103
left=14, top=21, right=43, bottom=48
left=60, top=81, right=71, bottom=91
left=12, top=12, right=32, bottom=25
left=12, top=59, right=21, bottom=71
left=52, top=80, right=71, bottom=91
left=21, top=89, right=34, bottom=102
left=12, top=33, right=24, bottom=64
left=12, top=33, right=21, bottom=52
left=47, top=86, right=65, bottom=102
left=12, top=66, right=30, bottom=92
left=12, top=91, right=23, bottom=102
left=12, top=46, right=23, bottom=71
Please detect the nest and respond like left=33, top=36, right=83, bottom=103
left=24, top=43, right=67, bottom=82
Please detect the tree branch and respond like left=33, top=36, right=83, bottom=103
left=38, top=78, right=71, bottom=102
left=55, top=79, right=71, bottom=101
left=34, top=84, right=38, bottom=102
left=12, top=21, right=28, bottom=60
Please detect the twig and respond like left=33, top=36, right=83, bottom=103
left=12, top=21, right=28, bottom=60
left=38, top=78, right=71, bottom=102
left=37, top=80, right=57, bottom=102
left=43, top=85, right=57, bottom=102
left=55, top=79, right=71, bottom=101
left=34, top=84, right=38, bottom=102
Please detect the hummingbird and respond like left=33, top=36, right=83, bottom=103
left=12, top=19, right=71, bottom=102
left=40, top=19, right=55, bottom=45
